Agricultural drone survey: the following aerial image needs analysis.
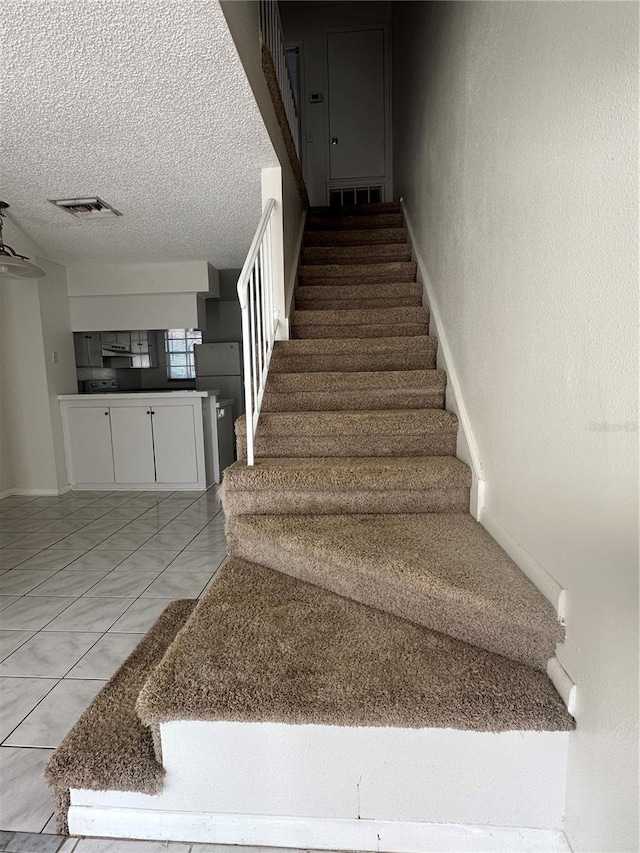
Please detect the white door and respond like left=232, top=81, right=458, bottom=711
left=110, top=406, right=156, bottom=484
left=327, top=28, right=386, bottom=181
left=152, top=405, right=198, bottom=485
left=65, top=406, right=115, bottom=485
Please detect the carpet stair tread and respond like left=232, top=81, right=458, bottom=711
left=304, top=227, right=408, bottom=246
left=306, top=213, right=404, bottom=230
left=226, top=515, right=563, bottom=671
left=261, top=370, right=446, bottom=412
left=236, top=409, right=458, bottom=460
left=308, top=201, right=401, bottom=216
left=137, top=558, right=572, bottom=732
left=290, top=306, right=429, bottom=340
left=302, top=244, right=412, bottom=265
left=294, top=281, right=423, bottom=311
left=45, top=599, right=197, bottom=833
left=221, top=456, right=471, bottom=515
left=299, top=261, right=417, bottom=283
left=270, top=335, right=438, bottom=373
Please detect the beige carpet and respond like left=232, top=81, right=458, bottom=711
left=45, top=599, right=196, bottom=833
left=137, top=558, right=573, bottom=732
left=226, top=513, right=562, bottom=670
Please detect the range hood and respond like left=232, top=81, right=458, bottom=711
left=101, top=343, right=135, bottom=358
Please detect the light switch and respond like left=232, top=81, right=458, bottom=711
left=51, top=350, right=59, bottom=364
left=306, top=132, right=314, bottom=144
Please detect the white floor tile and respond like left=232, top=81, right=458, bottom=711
left=0, top=597, right=76, bottom=630
left=0, top=595, right=21, bottom=612
left=0, top=677, right=58, bottom=741
left=10, top=550, right=88, bottom=572
left=0, top=631, right=101, bottom=678
left=0, top=746, right=55, bottom=831
left=95, top=533, right=153, bottom=550
left=165, top=551, right=226, bottom=572
left=0, top=571, right=61, bottom=597
left=140, top=571, right=213, bottom=598
left=28, top=570, right=112, bottom=597
left=82, top=572, right=159, bottom=598
left=66, top=632, right=144, bottom=679
left=42, top=598, right=135, bottom=632
left=113, top=551, right=180, bottom=571
left=0, top=630, right=36, bottom=662
left=63, top=550, right=133, bottom=571
left=70, top=840, right=190, bottom=852
left=108, top=598, right=176, bottom=633
left=0, top=550, right=41, bottom=570
left=4, top=678, right=106, bottom=747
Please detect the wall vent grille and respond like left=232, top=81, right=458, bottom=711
left=50, top=197, right=122, bottom=219
left=329, top=185, right=383, bottom=208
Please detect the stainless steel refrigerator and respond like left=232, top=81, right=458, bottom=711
left=194, top=342, right=244, bottom=418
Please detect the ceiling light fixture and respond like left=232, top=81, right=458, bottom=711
left=0, top=201, right=46, bottom=279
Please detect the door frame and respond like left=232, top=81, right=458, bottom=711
left=323, top=21, right=393, bottom=204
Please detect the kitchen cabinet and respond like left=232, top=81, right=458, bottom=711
left=64, top=406, right=115, bottom=484
left=109, top=406, right=157, bottom=483
left=73, top=330, right=157, bottom=369
left=59, top=392, right=220, bottom=490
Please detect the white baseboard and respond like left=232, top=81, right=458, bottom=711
left=547, top=657, right=577, bottom=717
left=5, top=487, right=65, bottom=497
left=286, top=208, right=308, bottom=324
left=400, top=199, right=485, bottom=520
left=68, top=807, right=570, bottom=853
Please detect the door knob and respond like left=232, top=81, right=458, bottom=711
left=331, top=137, right=339, bottom=145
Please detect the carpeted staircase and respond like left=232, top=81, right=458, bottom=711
left=46, top=201, right=573, bottom=846
left=225, top=200, right=564, bottom=672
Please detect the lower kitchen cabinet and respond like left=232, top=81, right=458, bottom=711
left=60, top=393, right=218, bottom=490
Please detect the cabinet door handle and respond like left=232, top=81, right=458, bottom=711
left=104, top=411, right=109, bottom=416
left=146, top=410, right=151, bottom=415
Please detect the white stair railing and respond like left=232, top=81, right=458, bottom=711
left=259, top=0, right=300, bottom=159
left=238, top=197, right=278, bottom=467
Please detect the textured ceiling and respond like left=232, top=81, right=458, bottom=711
left=1, top=0, right=278, bottom=268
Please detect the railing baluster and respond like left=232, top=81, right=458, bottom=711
left=259, top=0, right=300, bottom=158
left=237, top=197, right=278, bottom=467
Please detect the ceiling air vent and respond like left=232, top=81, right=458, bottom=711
left=50, top=197, right=122, bottom=219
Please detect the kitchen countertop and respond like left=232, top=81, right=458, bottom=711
left=58, top=390, right=220, bottom=400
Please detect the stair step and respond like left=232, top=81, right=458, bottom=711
left=308, top=201, right=401, bottom=217
left=45, top=599, right=197, bottom=834
left=226, top=517, right=563, bottom=671
left=222, top=455, right=470, bottom=516
left=138, top=558, right=572, bottom=731
left=304, top=227, right=408, bottom=247
left=302, top=244, right=412, bottom=265
left=290, top=306, right=429, bottom=340
left=261, top=369, right=446, bottom=412
left=236, top=409, right=458, bottom=459
left=307, top=212, right=405, bottom=230
left=299, top=261, right=416, bottom=284
left=294, top=281, right=422, bottom=311
left=270, top=336, right=438, bottom=373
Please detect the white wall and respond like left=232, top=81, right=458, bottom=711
left=37, top=258, right=79, bottom=490
left=66, top=262, right=219, bottom=297
left=0, top=218, right=77, bottom=494
left=392, top=3, right=638, bottom=850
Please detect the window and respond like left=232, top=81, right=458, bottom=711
left=165, top=329, right=202, bottom=379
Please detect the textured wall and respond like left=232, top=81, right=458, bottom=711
left=392, top=2, right=638, bottom=850
left=220, top=0, right=305, bottom=300
left=2, top=0, right=277, bottom=268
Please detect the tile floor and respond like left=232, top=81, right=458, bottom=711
left=0, top=488, right=227, bottom=839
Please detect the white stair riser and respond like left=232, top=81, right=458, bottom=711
left=72, top=720, right=569, bottom=834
